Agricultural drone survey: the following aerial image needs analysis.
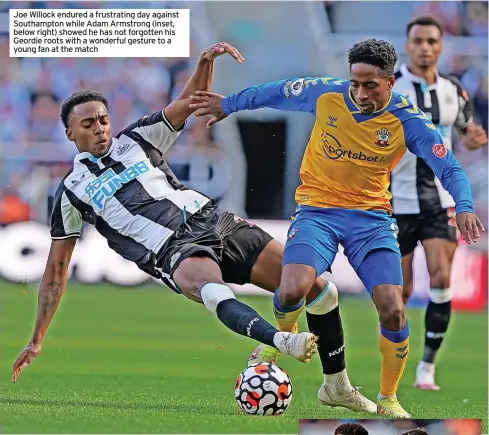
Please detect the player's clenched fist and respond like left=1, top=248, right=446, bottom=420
left=456, top=211, right=485, bottom=245
left=201, top=42, right=245, bottom=63
left=12, top=342, right=41, bottom=383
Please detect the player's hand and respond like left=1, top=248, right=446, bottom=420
left=12, top=342, right=41, bottom=383
left=456, top=211, right=485, bottom=244
left=462, top=123, right=487, bottom=150
left=189, top=91, right=227, bottom=127
left=200, top=42, right=245, bottom=63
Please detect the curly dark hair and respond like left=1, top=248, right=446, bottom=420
left=347, top=38, right=398, bottom=77
left=406, top=16, right=444, bottom=37
left=334, top=422, right=369, bottom=435
left=60, top=89, right=109, bottom=128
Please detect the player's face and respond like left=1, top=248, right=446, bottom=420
left=349, top=63, right=394, bottom=114
left=66, top=101, right=112, bottom=157
left=406, top=25, right=442, bottom=70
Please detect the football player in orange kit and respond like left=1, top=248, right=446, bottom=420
left=189, top=39, right=484, bottom=418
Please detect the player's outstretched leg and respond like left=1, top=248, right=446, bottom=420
left=173, top=255, right=318, bottom=363
left=414, top=238, right=456, bottom=391
left=247, top=239, right=376, bottom=413
left=358, top=249, right=411, bottom=418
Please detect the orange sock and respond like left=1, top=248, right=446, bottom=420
left=379, top=321, right=409, bottom=397
left=273, top=291, right=304, bottom=332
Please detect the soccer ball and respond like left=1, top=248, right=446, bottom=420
left=234, top=362, right=293, bottom=416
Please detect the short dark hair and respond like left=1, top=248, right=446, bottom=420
left=347, top=38, right=398, bottom=77
left=406, top=16, right=444, bottom=37
left=60, top=89, right=109, bottom=128
left=334, top=422, right=369, bottom=435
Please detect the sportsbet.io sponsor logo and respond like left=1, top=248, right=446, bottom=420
left=85, top=161, right=150, bottom=209
left=321, top=132, right=387, bottom=163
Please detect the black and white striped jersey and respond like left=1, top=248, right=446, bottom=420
left=390, top=63, right=473, bottom=214
left=50, top=110, right=211, bottom=277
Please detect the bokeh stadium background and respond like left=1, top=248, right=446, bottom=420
left=0, top=1, right=487, bottom=434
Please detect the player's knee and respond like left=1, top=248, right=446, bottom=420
left=429, top=269, right=451, bottom=290
left=379, top=305, right=405, bottom=331
left=373, top=284, right=405, bottom=331
left=306, top=281, right=338, bottom=315
left=278, top=274, right=315, bottom=307
left=200, top=282, right=236, bottom=315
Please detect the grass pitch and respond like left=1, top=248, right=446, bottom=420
left=1, top=282, right=487, bottom=433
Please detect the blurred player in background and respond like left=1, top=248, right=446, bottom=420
left=11, top=42, right=325, bottom=384
left=189, top=39, right=484, bottom=418
left=391, top=16, right=488, bottom=391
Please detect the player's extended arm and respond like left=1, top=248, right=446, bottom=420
left=12, top=238, right=77, bottom=383
left=163, top=42, right=245, bottom=130
left=190, top=76, right=334, bottom=127
left=404, top=118, right=484, bottom=243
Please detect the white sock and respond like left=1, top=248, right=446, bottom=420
left=324, top=368, right=353, bottom=393
left=418, top=361, right=435, bottom=372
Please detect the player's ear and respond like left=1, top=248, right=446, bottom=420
left=388, top=75, right=395, bottom=90
left=65, top=128, right=75, bottom=142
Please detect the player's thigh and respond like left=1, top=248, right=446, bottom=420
left=218, top=216, right=276, bottom=287
left=173, top=254, right=225, bottom=303
left=356, top=248, right=405, bottom=328
left=401, top=251, right=414, bottom=303
left=280, top=214, right=339, bottom=299
left=249, top=238, right=283, bottom=292
left=250, top=238, right=327, bottom=304
left=343, top=210, right=403, bottom=276
left=158, top=233, right=223, bottom=302
left=421, top=238, right=457, bottom=289
left=282, top=213, right=338, bottom=279
left=356, top=248, right=403, bottom=298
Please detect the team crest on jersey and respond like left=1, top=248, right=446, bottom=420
left=374, top=128, right=392, bottom=147
left=284, top=79, right=304, bottom=98
left=288, top=228, right=298, bottom=240
left=432, top=143, right=447, bottom=158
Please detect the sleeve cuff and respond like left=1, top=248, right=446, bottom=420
left=51, top=233, right=81, bottom=240
left=455, top=204, right=474, bottom=214
left=221, top=96, right=233, bottom=115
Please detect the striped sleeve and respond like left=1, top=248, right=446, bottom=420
left=447, top=75, right=474, bottom=130
left=50, top=182, right=83, bottom=239
left=117, top=110, right=186, bottom=155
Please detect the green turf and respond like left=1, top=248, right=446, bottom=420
left=0, top=282, right=487, bottom=433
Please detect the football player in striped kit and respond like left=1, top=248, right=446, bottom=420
left=11, top=42, right=322, bottom=385
left=391, top=16, right=487, bottom=391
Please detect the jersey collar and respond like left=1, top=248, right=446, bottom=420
left=345, top=88, right=393, bottom=123
left=73, top=138, right=116, bottom=165
left=400, top=63, right=440, bottom=90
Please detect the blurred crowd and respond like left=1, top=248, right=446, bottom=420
left=0, top=1, right=487, bottom=228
